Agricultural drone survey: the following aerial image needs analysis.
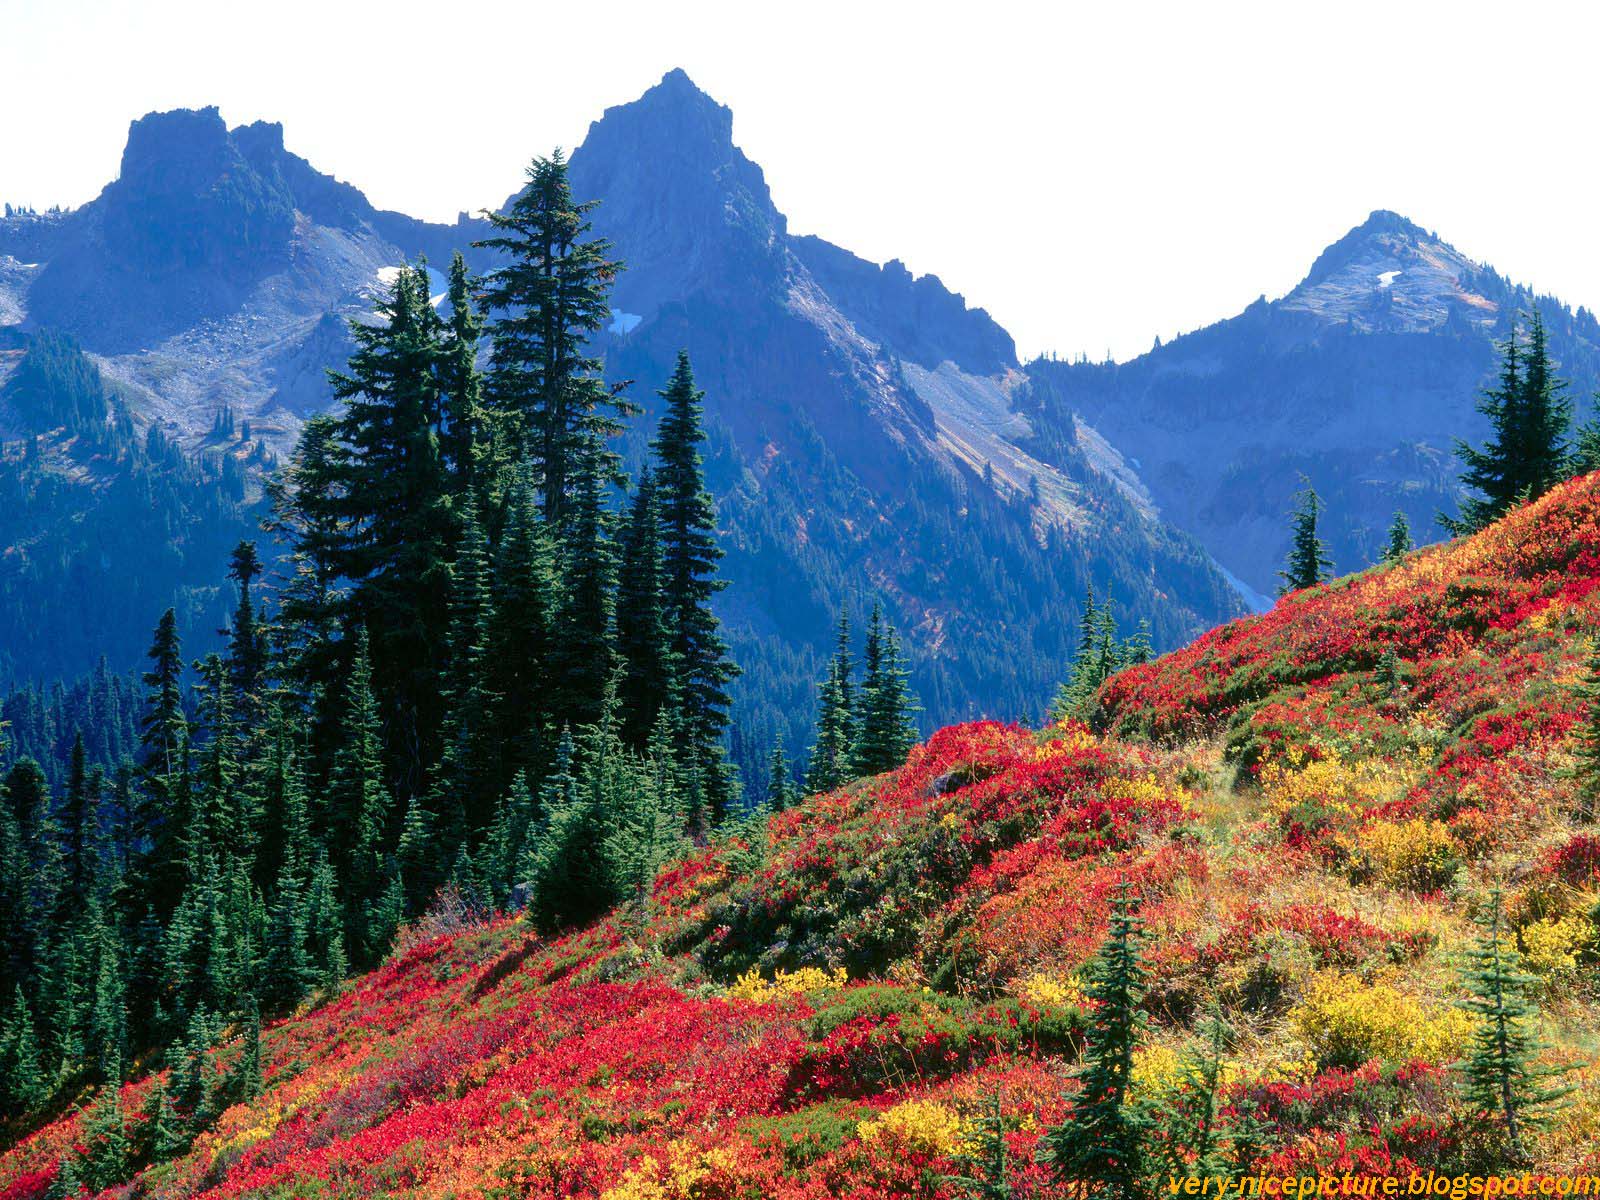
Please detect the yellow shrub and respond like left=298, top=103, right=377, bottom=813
left=1345, top=818, right=1458, bottom=890
left=726, top=965, right=847, bottom=1003
left=1521, top=914, right=1595, bottom=979
left=1290, top=972, right=1474, bottom=1068
left=1260, top=750, right=1430, bottom=827
left=857, top=1099, right=968, bottom=1157
left=1130, top=1044, right=1184, bottom=1097
left=1011, top=971, right=1085, bottom=1010
left=600, top=1141, right=740, bottom=1200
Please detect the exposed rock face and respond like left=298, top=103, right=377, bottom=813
left=562, top=71, right=1242, bottom=752
left=1027, top=211, right=1600, bottom=594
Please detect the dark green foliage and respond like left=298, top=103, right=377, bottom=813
left=1278, top=480, right=1333, bottom=594
left=850, top=603, right=919, bottom=777
left=766, top=745, right=796, bottom=813
left=1455, top=889, right=1573, bottom=1162
left=653, top=353, right=739, bottom=819
left=0, top=154, right=758, bottom=1136
left=3, top=329, right=110, bottom=435
left=1039, top=880, right=1149, bottom=1197
left=328, top=262, right=456, bottom=791
left=615, top=469, right=675, bottom=750
left=941, top=1091, right=1015, bottom=1199
left=1382, top=509, right=1413, bottom=562
left=1050, top=587, right=1150, bottom=722
left=476, top=150, right=631, bottom=524
left=804, top=613, right=857, bottom=795
left=1451, top=313, right=1574, bottom=534
left=0, top=986, right=44, bottom=1115
left=1570, top=644, right=1600, bottom=823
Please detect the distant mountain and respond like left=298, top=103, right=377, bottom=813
left=559, top=70, right=1243, bottom=767
left=1025, top=210, right=1600, bottom=597
left=0, top=73, right=1244, bottom=773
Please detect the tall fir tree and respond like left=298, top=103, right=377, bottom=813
left=850, top=604, right=919, bottom=777
left=1277, top=481, right=1333, bottom=594
left=1450, top=313, right=1574, bottom=534
left=614, top=469, right=676, bottom=750
left=435, top=491, right=498, bottom=834
left=1571, top=642, right=1600, bottom=823
left=1039, top=880, right=1149, bottom=1196
left=1382, top=509, right=1413, bottom=563
left=225, top=541, right=268, bottom=712
left=805, top=612, right=857, bottom=795
left=652, top=353, right=739, bottom=820
left=476, top=150, right=631, bottom=526
left=766, top=745, right=796, bottom=813
left=549, top=457, right=617, bottom=731
left=485, top=469, right=556, bottom=791
left=325, top=631, right=396, bottom=964
left=1456, top=889, right=1572, bottom=1161
left=328, top=262, right=455, bottom=791
left=440, top=251, right=491, bottom=496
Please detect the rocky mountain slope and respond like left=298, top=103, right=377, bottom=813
left=1024, top=210, right=1600, bottom=598
left=0, top=75, right=1244, bottom=762
left=6, top=473, right=1599, bottom=1197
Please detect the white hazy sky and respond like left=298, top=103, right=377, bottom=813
left=3, top=0, right=1598, bottom=361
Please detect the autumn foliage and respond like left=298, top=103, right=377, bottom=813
left=9, top=478, right=1600, bottom=1196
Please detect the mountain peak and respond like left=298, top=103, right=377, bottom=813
left=1282, top=209, right=1495, bottom=333
left=1299, top=209, right=1439, bottom=290
left=569, top=70, right=783, bottom=314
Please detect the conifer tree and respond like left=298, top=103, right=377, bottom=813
left=1148, top=1002, right=1235, bottom=1177
left=604, top=713, right=689, bottom=906
left=1571, top=642, right=1600, bottom=823
left=1039, top=880, right=1149, bottom=1196
left=1516, top=310, right=1573, bottom=499
left=145, top=1080, right=185, bottom=1161
left=805, top=612, right=857, bottom=795
left=325, top=632, right=394, bottom=964
left=766, top=745, right=796, bottom=813
left=1457, top=889, right=1573, bottom=1161
left=525, top=727, right=607, bottom=932
left=436, top=491, right=497, bottom=833
left=60, top=733, right=101, bottom=906
left=136, top=610, right=188, bottom=917
left=485, top=470, right=556, bottom=788
left=1451, top=313, right=1574, bottom=534
left=262, top=856, right=309, bottom=1009
left=549, top=463, right=616, bottom=730
left=1051, top=586, right=1130, bottom=722
left=440, top=251, right=490, bottom=493
left=1382, top=509, right=1413, bottom=562
left=476, top=150, right=630, bottom=524
left=851, top=604, right=919, bottom=777
left=942, top=1090, right=1015, bottom=1199
left=329, top=263, right=455, bottom=790
left=1277, top=481, right=1333, bottom=594
left=615, top=469, right=676, bottom=749
left=0, top=985, right=43, bottom=1115
left=263, top=415, right=346, bottom=702
left=225, top=541, right=268, bottom=709
left=652, top=353, right=739, bottom=819
left=80, top=1070, right=128, bottom=1193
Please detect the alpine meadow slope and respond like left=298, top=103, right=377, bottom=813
left=5, top=474, right=1600, bottom=1197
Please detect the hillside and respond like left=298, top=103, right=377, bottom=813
left=6, top=477, right=1600, bottom=1196
left=1024, top=210, right=1600, bottom=598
